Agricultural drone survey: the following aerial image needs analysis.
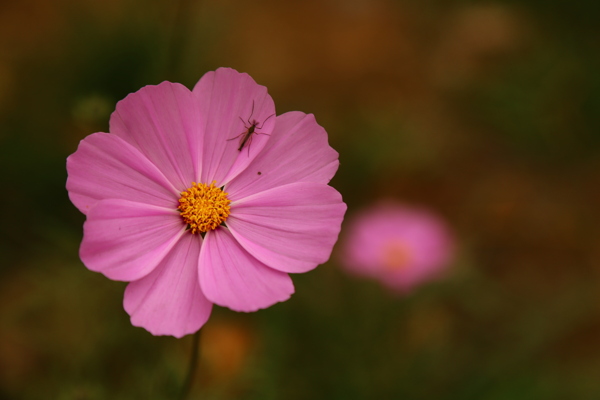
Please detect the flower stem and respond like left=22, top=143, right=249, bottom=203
left=179, top=329, right=201, bottom=400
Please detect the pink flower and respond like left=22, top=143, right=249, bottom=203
left=341, top=202, right=454, bottom=293
left=66, top=68, right=346, bottom=337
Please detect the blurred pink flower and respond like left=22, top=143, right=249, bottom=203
left=66, top=68, right=346, bottom=338
left=341, top=202, right=454, bottom=293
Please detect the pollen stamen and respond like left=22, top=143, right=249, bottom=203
left=381, top=239, right=412, bottom=271
left=178, top=181, right=231, bottom=234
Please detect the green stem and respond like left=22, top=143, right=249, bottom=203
left=179, top=329, right=201, bottom=400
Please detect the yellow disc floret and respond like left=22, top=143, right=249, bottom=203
left=381, top=239, right=412, bottom=271
left=178, top=181, right=231, bottom=234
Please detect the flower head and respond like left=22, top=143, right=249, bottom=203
left=341, top=201, right=454, bottom=293
left=66, top=68, right=346, bottom=337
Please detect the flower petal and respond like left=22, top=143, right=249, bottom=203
left=192, top=68, right=276, bottom=185
left=225, top=111, right=339, bottom=200
left=109, top=81, right=203, bottom=190
left=80, top=199, right=185, bottom=281
left=66, top=132, right=179, bottom=215
left=123, top=233, right=212, bottom=338
left=226, top=182, right=347, bottom=273
left=199, top=227, right=294, bottom=312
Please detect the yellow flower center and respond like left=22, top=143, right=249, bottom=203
left=178, top=181, right=231, bottom=234
left=381, top=239, right=412, bottom=271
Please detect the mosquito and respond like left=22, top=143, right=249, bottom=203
left=229, top=100, right=275, bottom=154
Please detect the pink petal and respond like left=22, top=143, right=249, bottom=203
left=109, top=81, right=203, bottom=190
left=225, top=111, right=339, bottom=200
left=342, top=216, right=387, bottom=277
left=199, top=227, right=294, bottom=312
left=381, top=220, right=454, bottom=290
left=341, top=202, right=455, bottom=293
left=192, top=68, right=276, bottom=185
left=226, top=182, right=347, bottom=273
left=124, top=233, right=212, bottom=338
left=80, top=199, right=185, bottom=281
left=67, top=132, right=179, bottom=215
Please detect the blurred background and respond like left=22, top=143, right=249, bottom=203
left=2, top=0, right=600, bottom=398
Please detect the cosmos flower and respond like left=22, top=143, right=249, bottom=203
left=66, top=68, right=346, bottom=337
left=341, top=201, right=454, bottom=293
